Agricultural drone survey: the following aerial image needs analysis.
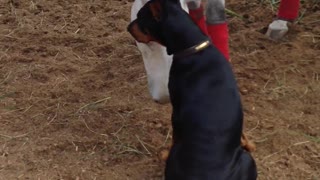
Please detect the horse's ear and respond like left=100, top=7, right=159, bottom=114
left=127, top=20, right=154, bottom=43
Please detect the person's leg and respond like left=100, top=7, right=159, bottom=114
left=186, top=0, right=208, bottom=35
left=205, top=0, right=230, bottom=60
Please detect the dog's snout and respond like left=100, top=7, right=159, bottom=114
left=127, top=19, right=137, bottom=35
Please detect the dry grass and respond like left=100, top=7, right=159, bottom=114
left=0, top=0, right=319, bottom=179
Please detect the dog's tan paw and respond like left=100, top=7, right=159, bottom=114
left=241, top=133, right=256, bottom=152
left=159, top=149, right=170, bottom=161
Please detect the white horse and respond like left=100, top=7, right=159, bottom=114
left=131, top=0, right=299, bottom=104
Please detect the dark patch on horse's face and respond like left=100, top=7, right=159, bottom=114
left=127, top=0, right=165, bottom=44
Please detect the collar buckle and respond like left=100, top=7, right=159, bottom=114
left=173, top=40, right=210, bottom=59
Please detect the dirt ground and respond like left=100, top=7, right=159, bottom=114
left=0, top=0, right=319, bottom=179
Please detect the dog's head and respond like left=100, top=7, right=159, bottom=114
left=127, top=0, right=181, bottom=45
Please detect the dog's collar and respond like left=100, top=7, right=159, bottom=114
left=173, top=40, right=210, bottom=58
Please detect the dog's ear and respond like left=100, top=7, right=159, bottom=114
left=127, top=20, right=154, bottom=43
left=149, top=0, right=162, bottom=21
left=166, top=0, right=180, bottom=4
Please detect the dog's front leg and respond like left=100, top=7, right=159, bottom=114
left=159, top=110, right=179, bottom=161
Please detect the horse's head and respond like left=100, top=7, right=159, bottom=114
left=129, top=0, right=188, bottom=104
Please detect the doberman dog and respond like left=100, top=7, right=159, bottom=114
left=127, top=0, right=257, bottom=179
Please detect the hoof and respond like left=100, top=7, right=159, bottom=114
left=265, top=19, right=289, bottom=41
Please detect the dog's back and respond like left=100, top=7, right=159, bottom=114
left=166, top=46, right=257, bottom=180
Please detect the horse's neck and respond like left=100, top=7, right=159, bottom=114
left=180, top=0, right=189, bottom=13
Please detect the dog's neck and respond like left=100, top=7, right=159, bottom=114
left=160, top=3, right=208, bottom=56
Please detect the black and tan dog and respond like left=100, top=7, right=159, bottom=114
left=128, top=0, right=257, bottom=179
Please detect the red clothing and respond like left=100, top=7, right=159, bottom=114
left=278, top=0, right=300, bottom=21
left=188, top=6, right=208, bottom=36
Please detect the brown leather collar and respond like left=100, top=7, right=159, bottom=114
left=173, top=40, right=211, bottom=59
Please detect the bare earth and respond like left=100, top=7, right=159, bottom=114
left=0, top=0, right=319, bottom=179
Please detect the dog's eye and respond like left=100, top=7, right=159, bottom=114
left=153, top=16, right=161, bottom=22
left=139, top=26, right=149, bottom=35
left=143, top=28, right=151, bottom=35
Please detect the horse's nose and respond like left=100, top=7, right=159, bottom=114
left=154, top=100, right=161, bottom=104
left=153, top=96, right=170, bottom=104
left=148, top=79, right=171, bottom=104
